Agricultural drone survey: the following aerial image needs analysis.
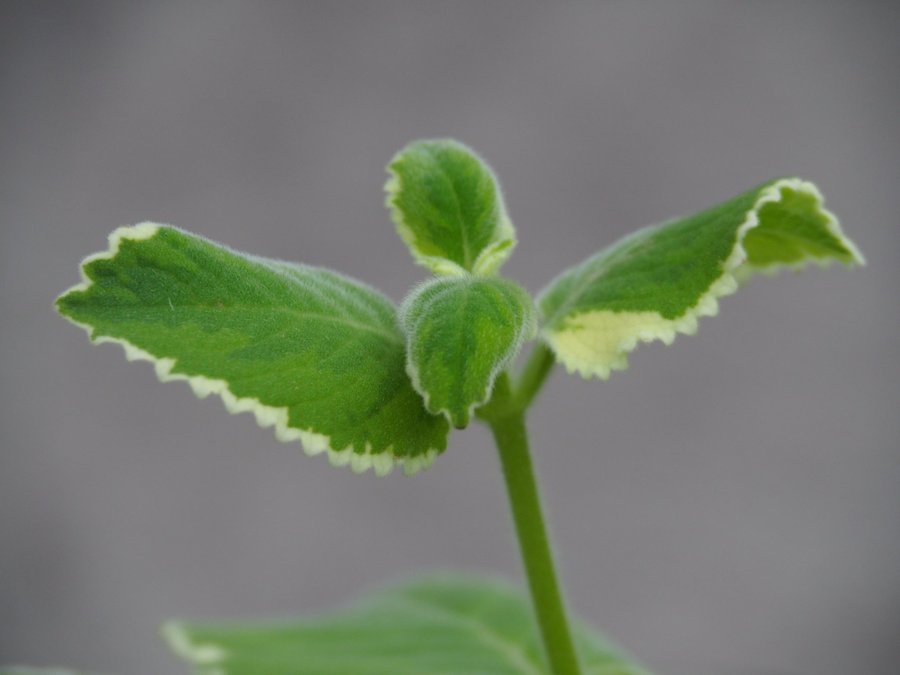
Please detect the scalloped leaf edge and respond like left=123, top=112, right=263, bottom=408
left=542, top=178, right=864, bottom=379
left=56, top=223, right=440, bottom=477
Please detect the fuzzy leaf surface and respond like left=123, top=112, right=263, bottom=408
left=164, top=576, right=652, bottom=675
left=56, top=224, right=449, bottom=476
left=538, top=178, right=864, bottom=379
left=402, top=277, right=535, bottom=428
left=386, top=139, right=516, bottom=276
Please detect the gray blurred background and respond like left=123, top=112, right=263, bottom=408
left=2, top=2, right=898, bottom=674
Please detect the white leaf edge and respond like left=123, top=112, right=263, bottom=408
left=400, top=276, right=537, bottom=427
left=161, top=621, right=227, bottom=675
left=539, top=178, right=865, bottom=380
left=384, top=141, right=517, bottom=277
left=57, top=223, right=441, bottom=477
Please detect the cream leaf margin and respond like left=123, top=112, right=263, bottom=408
left=57, top=223, right=440, bottom=476
left=384, top=145, right=517, bottom=277
left=542, top=178, right=864, bottom=380
left=400, top=277, right=536, bottom=427
left=161, top=621, right=226, bottom=672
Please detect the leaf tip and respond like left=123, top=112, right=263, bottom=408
left=56, top=222, right=165, bottom=313
left=451, top=414, right=470, bottom=430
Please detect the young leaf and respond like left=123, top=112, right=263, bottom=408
left=401, top=277, right=535, bottom=428
left=386, top=139, right=516, bottom=276
left=538, top=178, right=864, bottom=379
left=163, top=576, right=653, bottom=675
left=56, top=224, right=449, bottom=476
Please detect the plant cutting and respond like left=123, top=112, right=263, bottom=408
left=31, top=139, right=862, bottom=674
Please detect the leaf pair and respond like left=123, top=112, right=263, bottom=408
left=390, top=140, right=535, bottom=427
left=56, top=140, right=863, bottom=476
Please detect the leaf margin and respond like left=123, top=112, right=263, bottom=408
left=55, top=223, right=445, bottom=477
left=538, top=177, right=864, bottom=379
left=384, top=138, right=517, bottom=277
left=400, top=275, right=537, bottom=427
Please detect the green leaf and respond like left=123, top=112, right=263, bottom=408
left=163, top=576, right=652, bottom=675
left=538, top=178, right=864, bottom=379
left=401, top=277, right=536, bottom=428
left=386, top=139, right=516, bottom=276
left=56, top=224, right=449, bottom=476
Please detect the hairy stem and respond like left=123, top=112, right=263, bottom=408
left=484, top=371, right=582, bottom=675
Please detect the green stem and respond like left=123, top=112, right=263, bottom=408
left=484, top=370, right=582, bottom=675
left=513, top=343, right=556, bottom=410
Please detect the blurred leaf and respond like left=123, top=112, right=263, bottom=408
left=164, top=576, right=652, bottom=675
